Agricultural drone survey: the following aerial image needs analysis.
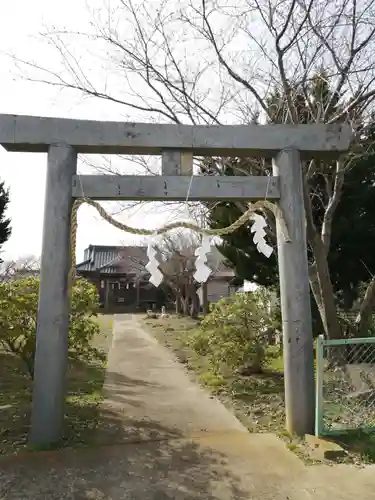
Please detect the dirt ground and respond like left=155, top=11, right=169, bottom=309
left=1, top=314, right=375, bottom=499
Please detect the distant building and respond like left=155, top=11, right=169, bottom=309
left=76, top=245, right=167, bottom=311
left=76, top=244, right=236, bottom=311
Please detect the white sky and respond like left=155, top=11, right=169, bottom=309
left=0, top=0, right=179, bottom=263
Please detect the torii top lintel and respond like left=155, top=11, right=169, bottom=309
left=0, top=114, right=352, bottom=159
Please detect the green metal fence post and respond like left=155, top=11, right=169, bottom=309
left=315, top=335, right=325, bottom=436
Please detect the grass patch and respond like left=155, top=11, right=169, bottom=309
left=92, top=313, right=114, bottom=352
left=141, top=314, right=375, bottom=465
left=0, top=314, right=113, bottom=456
left=329, top=430, right=375, bottom=464
left=140, top=314, right=286, bottom=433
left=278, top=430, right=375, bottom=465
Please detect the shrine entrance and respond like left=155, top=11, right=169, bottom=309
left=0, top=114, right=351, bottom=446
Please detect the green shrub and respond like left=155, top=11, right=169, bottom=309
left=0, top=276, right=103, bottom=378
left=188, top=288, right=280, bottom=375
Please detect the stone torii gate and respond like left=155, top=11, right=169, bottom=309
left=0, top=114, right=351, bottom=446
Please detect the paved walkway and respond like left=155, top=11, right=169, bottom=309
left=1, top=314, right=375, bottom=499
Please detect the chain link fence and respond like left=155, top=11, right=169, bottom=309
left=315, top=335, right=375, bottom=436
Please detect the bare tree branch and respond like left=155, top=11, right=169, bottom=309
left=9, top=0, right=375, bottom=338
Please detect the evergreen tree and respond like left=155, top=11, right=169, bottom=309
left=0, top=181, right=11, bottom=263
left=204, top=72, right=375, bottom=309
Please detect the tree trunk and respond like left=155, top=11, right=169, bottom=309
left=202, top=282, right=209, bottom=315
left=355, top=277, right=375, bottom=336
left=21, top=352, right=35, bottom=379
left=190, top=291, right=200, bottom=319
left=309, top=240, right=342, bottom=339
left=182, top=282, right=199, bottom=318
left=175, top=288, right=182, bottom=314
left=304, top=168, right=342, bottom=341
left=181, top=294, right=189, bottom=315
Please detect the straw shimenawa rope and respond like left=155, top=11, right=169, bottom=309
left=69, top=197, right=290, bottom=284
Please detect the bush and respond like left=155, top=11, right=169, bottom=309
left=188, top=288, right=280, bottom=375
left=0, top=276, right=103, bottom=378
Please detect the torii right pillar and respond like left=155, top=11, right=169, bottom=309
left=273, top=147, right=315, bottom=436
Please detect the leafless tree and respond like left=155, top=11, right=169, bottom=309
left=155, top=230, right=223, bottom=317
left=157, top=231, right=201, bottom=316
left=11, top=0, right=375, bottom=337
left=128, top=231, right=204, bottom=316
left=0, top=255, right=40, bottom=282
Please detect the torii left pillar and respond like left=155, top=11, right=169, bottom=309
left=29, top=144, right=77, bottom=446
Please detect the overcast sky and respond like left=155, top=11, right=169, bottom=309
left=0, top=0, right=177, bottom=263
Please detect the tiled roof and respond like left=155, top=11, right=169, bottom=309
left=76, top=244, right=234, bottom=278
left=76, top=245, right=148, bottom=275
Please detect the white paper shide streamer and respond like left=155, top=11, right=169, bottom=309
left=193, top=234, right=212, bottom=283
left=146, top=235, right=163, bottom=287
left=146, top=213, right=271, bottom=287
left=250, top=214, right=273, bottom=258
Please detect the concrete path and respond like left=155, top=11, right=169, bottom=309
left=1, top=314, right=375, bottom=499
